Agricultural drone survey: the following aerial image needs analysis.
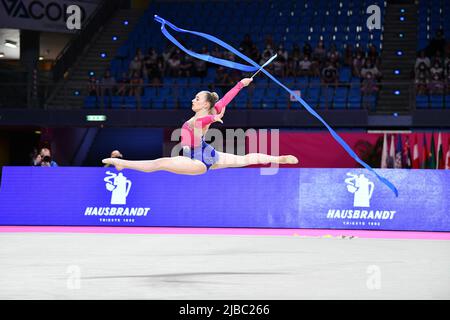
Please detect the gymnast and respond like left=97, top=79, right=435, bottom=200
left=102, top=77, right=298, bottom=175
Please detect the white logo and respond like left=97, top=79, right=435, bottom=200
left=345, top=173, right=374, bottom=207
left=104, top=171, right=132, bottom=205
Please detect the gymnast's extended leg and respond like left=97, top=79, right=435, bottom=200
left=210, top=152, right=298, bottom=170
left=102, top=156, right=207, bottom=175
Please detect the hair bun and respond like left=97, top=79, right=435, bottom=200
left=211, top=92, right=219, bottom=103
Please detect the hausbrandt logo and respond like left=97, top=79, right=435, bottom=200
left=326, top=172, right=396, bottom=226
left=83, top=171, right=150, bottom=221
left=1, top=0, right=86, bottom=22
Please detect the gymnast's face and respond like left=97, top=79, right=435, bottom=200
left=191, top=92, right=209, bottom=112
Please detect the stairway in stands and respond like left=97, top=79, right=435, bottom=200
left=377, top=1, right=417, bottom=114
left=46, top=9, right=144, bottom=109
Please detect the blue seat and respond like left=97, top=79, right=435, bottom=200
left=84, top=96, right=97, bottom=109
left=416, top=95, right=429, bottom=108
left=430, top=95, right=444, bottom=108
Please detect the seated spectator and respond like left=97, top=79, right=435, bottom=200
left=167, top=51, right=181, bottom=76
left=179, top=51, right=194, bottom=77
left=129, top=71, right=143, bottom=96
left=327, top=44, right=341, bottom=67
left=415, top=65, right=429, bottom=95
left=344, top=44, right=353, bottom=66
left=100, top=70, right=116, bottom=108
left=321, top=62, right=338, bottom=85
left=361, top=72, right=379, bottom=95
left=34, top=147, right=58, bottom=167
left=430, top=59, right=444, bottom=79
left=129, top=55, right=143, bottom=77
left=143, top=47, right=158, bottom=79
left=240, top=34, right=254, bottom=55
left=428, top=73, right=445, bottom=95
left=291, top=44, right=302, bottom=63
left=360, top=60, right=381, bottom=80
left=285, top=57, right=297, bottom=77
left=264, top=34, right=274, bottom=49
left=298, top=55, right=313, bottom=76
left=87, top=75, right=99, bottom=96
left=261, top=44, right=274, bottom=64
left=303, top=42, right=312, bottom=57
left=249, top=43, right=260, bottom=62
left=211, top=45, right=223, bottom=59
left=352, top=50, right=365, bottom=77
left=313, top=40, right=326, bottom=64
left=116, top=72, right=130, bottom=96
left=415, top=50, right=431, bottom=73
left=273, top=45, right=287, bottom=77
left=367, top=44, right=379, bottom=64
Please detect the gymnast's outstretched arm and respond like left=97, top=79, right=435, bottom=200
left=214, top=78, right=253, bottom=114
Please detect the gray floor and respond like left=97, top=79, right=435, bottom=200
left=0, top=232, right=449, bottom=299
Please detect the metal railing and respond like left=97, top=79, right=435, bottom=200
left=1, top=81, right=450, bottom=111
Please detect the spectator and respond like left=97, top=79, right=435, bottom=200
left=87, top=75, right=99, bottom=97
left=167, top=51, right=181, bottom=76
left=343, top=44, right=353, bottom=66
left=249, top=43, right=260, bottom=62
left=303, top=42, right=312, bottom=57
left=415, top=50, right=431, bottom=72
left=360, top=60, right=381, bottom=80
left=321, top=61, right=338, bottom=85
left=261, top=44, right=274, bottom=64
left=415, top=63, right=429, bottom=95
left=361, top=72, right=379, bottom=95
left=327, top=43, right=341, bottom=67
left=273, top=44, right=287, bottom=77
left=104, top=150, right=123, bottom=167
left=430, top=59, right=444, bottom=79
left=129, top=70, right=143, bottom=96
left=211, top=45, right=223, bottom=59
left=240, top=34, right=254, bottom=54
left=428, top=73, right=444, bottom=95
left=313, top=40, right=326, bottom=63
left=352, top=50, right=366, bottom=77
left=35, top=147, right=58, bottom=167
left=193, top=54, right=207, bottom=78
left=264, top=34, right=274, bottom=49
left=285, top=57, right=297, bottom=77
left=179, top=51, right=194, bottom=77
left=116, top=72, right=130, bottom=97
left=143, top=47, right=158, bottom=79
left=367, top=44, right=379, bottom=65
left=129, top=55, right=143, bottom=77
left=100, top=70, right=116, bottom=108
left=298, top=54, right=313, bottom=76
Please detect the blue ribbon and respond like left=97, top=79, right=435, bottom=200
left=154, top=15, right=399, bottom=197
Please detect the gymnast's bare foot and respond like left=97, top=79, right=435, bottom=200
left=279, top=155, right=299, bottom=164
left=102, top=158, right=124, bottom=171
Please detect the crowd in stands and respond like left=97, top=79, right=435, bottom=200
left=87, top=33, right=383, bottom=103
left=414, top=29, right=450, bottom=95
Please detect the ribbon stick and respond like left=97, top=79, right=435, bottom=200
left=251, top=54, right=277, bottom=78
left=154, top=15, right=398, bottom=197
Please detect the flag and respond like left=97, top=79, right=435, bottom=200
left=437, top=132, right=444, bottom=169
left=412, top=134, right=420, bottom=169
left=403, top=135, right=412, bottom=169
left=421, top=134, right=428, bottom=169
left=387, top=134, right=395, bottom=168
left=429, top=132, right=436, bottom=169
left=381, top=133, right=388, bottom=168
left=394, top=134, right=403, bottom=168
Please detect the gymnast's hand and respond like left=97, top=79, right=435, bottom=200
left=240, top=78, right=253, bottom=87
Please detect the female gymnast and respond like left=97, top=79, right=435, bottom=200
left=102, top=77, right=298, bottom=174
